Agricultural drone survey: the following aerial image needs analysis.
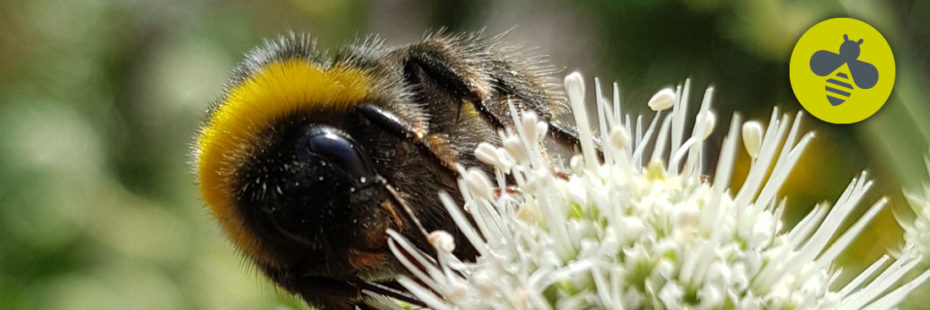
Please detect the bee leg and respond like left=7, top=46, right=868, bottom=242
left=549, top=122, right=580, bottom=149
left=402, top=46, right=502, bottom=126
left=358, top=281, right=427, bottom=308
left=551, top=121, right=603, bottom=154
left=356, top=103, right=460, bottom=176
left=290, top=277, right=363, bottom=310
left=292, top=277, right=427, bottom=310
left=403, top=47, right=484, bottom=102
left=375, top=177, right=436, bottom=255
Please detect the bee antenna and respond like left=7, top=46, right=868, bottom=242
left=857, top=38, right=864, bottom=45
left=844, top=34, right=849, bottom=41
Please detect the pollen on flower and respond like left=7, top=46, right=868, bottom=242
left=741, top=121, right=763, bottom=159
left=381, top=73, right=930, bottom=310
left=648, top=87, right=676, bottom=111
left=427, top=230, right=455, bottom=253
left=609, top=127, right=630, bottom=149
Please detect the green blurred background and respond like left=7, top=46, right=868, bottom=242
left=0, top=0, right=928, bottom=309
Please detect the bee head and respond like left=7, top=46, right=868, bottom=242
left=195, top=46, right=407, bottom=279
left=238, top=120, right=379, bottom=247
left=234, top=115, right=397, bottom=276
left=840, top=34, right=864, bottom=59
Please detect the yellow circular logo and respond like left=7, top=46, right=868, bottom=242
left=789, top=17, right=895, bottom=124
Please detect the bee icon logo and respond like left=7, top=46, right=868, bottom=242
left=809, top=34, right=879, bottom=106
left=789, top=17, right=894, bottom=124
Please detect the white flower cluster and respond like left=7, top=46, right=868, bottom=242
left=378, top=73, right=930, bottom=310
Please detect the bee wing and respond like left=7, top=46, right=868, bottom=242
left=848, top=60, right=879, bottom=89
left=809, top=50, right=845, bottom=76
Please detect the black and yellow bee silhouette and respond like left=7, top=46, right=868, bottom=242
left=810, top=34, right=879, bottom=106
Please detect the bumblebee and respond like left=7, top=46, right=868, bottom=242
left=194, top=31, right=580, bottom=309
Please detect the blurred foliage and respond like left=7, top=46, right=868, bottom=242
left=0, top=0, right=927, bottom=309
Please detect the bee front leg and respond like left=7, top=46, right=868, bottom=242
left=355, top=103, right=460, bottom=175
left=290, top=277, right=428, bottom=310
left=289, top=276, right=364, bottom=310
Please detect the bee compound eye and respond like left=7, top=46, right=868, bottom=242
left=301, top=126, right=374, bottom=182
